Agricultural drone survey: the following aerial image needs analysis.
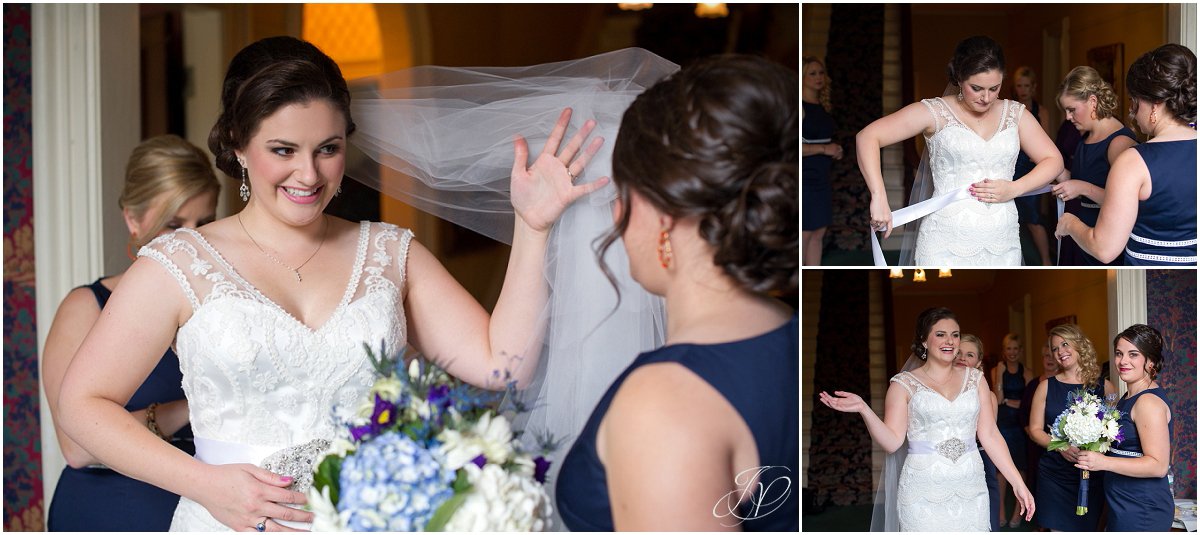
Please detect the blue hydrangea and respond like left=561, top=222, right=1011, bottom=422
left=339, top=432, right=456, bottom=531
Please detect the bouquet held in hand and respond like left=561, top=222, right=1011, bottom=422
left=1046, top=388, right=1124, bottom=516
left=307, top=343, right=556, bottom=531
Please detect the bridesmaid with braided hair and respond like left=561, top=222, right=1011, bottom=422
left=1057, top=44, right=1197, bottom=265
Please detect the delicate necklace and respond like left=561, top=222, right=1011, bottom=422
left=238, top=213, right=328, bottom=283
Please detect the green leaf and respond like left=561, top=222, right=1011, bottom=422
left=452, top=468, right=473, bottom=493
left=1047, top=438, right=1070, bottom=452
left=425, top=492, right=470, bottom=532
left=313, top=455, right=344, bottom=505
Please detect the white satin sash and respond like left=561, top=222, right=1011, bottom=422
left=193, top=437, right=311, bottom=530
left=870, top=185, right=1060, bottom=266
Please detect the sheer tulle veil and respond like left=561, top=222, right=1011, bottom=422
left=342, top=48, right=678, bottom=525
left=870, top=352, right=924, bottom=531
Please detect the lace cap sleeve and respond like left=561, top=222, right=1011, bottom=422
left=890, top=371, right=919, bottom=396
left=920, top=97, right=954, bottom=135
left=963, top=367, right=984, bottom=393
left=1002, top=99, right=1026, bottom=132
left=137, top=230, right=204, bottom=311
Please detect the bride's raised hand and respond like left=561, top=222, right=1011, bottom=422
left=819, top=390, right=867, bottom=414
left=510, top=107, right=610, bottom=233
left=193, top=463, right=312, bottom=531
left=869, top=194, right=894, bottom=239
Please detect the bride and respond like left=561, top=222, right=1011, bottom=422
left=819, top=307, right=1034, bottom=531
left=857, top=35, right=1063, bottom=265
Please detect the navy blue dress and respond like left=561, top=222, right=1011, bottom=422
left=997, top=364, right=1028, bottom=471
left=1059, top=127, right=1136, bottom=265
left=1124, top=139, right=1197, bottom=265
left=1104, top=387, right=1173, bottom=531
left=1035, top=377, right=1105, bottom=531
left=803, top=100, right=835, bottom=231
left=557, top=316, right=798, bottom=531
left=47, top=279, right=194, bottom=531
left=1014, top=100, right=1043, bottom=226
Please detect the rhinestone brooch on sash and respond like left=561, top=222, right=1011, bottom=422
left=935, top=438, right=968, bottom=461
left=258, top=438, right=331, bottom=493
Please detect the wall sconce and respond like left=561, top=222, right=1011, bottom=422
left=913, top=269, right=927, bottom=282
left=889, top=269, right=904, bottom=279
left=695, top=3, right=728, bottom=18
left=938, top=269, right=952, bottom=278
left=618, top=3, right=653, bottom=11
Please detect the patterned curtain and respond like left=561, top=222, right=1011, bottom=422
left=3, top=3, right=44, bottom=530
left=1146, top=270, right=1196, bottom=500
left=807, top=270, right=873, bottom=506
left=826, top=4, right=883, bottom=252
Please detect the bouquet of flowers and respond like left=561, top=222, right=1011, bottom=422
left=1046, top=388, right=1124, bottom=516
left=306, top=343, right=557, bottom=531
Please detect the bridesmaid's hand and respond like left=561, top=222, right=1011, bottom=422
left=1050, top=179, right=1087, bottom=202
left=1074, top=450, right=1110, bottom=472
left=1057, top=445, right=1082, bottom=464
left=1013, top=483, right=1036, bottom=521
left=819, top=390, right=867, bottom=414
left=1055, top=213, right=1081, bottom=239
left=826, top=143, right=844, bottom=160
left=510, top=108, right=608, bottom=234
left=969, top=178, right=1015, bottom=204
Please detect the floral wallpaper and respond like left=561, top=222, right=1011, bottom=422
left=806, top=270, right=874, bottom=507
left=3, top=3, right=44, bottom=530
left=1146, top=269, right=1196, bottom=500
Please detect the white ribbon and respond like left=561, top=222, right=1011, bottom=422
left=870, top=185, right=1059, bottom=266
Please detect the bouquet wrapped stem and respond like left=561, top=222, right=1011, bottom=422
left=1046, top=389, right=1124, bottom=517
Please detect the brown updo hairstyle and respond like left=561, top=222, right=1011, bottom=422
left=208, top=36, right=355, bottom=179
left=1126, top=43, right=1197, bottom=125
left=947, top=36, right=1006, bottom=85
left=1113, top=324, right=1165, bottom=381
left=120, top=135, right=220, bottom=249
left=911, top=307, right=957, bottom=361
left=598, top=54, right=798, bottom=297
left=1058, top=66, right=1120, bottom=119
left=1048, top=323, right=1100, bottom=389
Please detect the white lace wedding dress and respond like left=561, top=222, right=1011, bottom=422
left=914, top=97, right=1024, bottom=265
left=889, top=367, right=989, bottom=532
left=139, top=221, right=412, bottom=531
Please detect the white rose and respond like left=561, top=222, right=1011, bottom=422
left=443, top=464, right=553, bottom=531
left=306, top=485, right=345, bottom=532
left=371, top=375, right=404, bottom=401
left=436, top=413, right=515, bottom=470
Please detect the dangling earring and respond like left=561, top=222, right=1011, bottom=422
left=239, top=162, right=250, bottom=202
left=957, top=88, right=964, bottom=101
left=656, top=230, right=673, bottom=269
left=919, top=344, right=928, bottom=360
left=126, top=234, right=138, bottom=261
left=1150, top=107, right=1158, bottom=126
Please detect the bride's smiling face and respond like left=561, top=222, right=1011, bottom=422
left=924, top=318, right=961, bottom=363
left=959, top=70, right=1004, bottom=114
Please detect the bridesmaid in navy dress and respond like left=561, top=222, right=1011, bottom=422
left=557, top=54, right=798, bottom=530
left=1076, top=324, right=1174, bottom=532
left=41, top=135, right=218, bottom=530
left=1057, top=44, right=1196, bottom=265
left=1026, top=324, right=1116, bottom=531
left=1050, top=66, right=1137, bottom=265
left=802, top=56, right=840, bottom=266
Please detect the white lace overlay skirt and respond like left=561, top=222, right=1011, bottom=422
left=915, top=198, right=1021, bottom=266
left=897, top=449, right=989, bottom=532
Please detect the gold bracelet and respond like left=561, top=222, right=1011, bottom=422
left=145, top=402, right=166, bottom=439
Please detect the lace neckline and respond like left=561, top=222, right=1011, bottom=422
left=176, top=221, right=371, bottom=333
left=903, top=367, right=972, bottom=403
left=939, top=97, right=1009, bottom=142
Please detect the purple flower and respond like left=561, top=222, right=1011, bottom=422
left=427, top=384, right=452, bottom=411
left=533, top=456, right=551, bottom=484
left=471, top=454, right=487, bottom=468
left=350, top=394, right=398, bottom=442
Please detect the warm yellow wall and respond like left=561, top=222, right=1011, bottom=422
left=889, top=270, right=1110, bottom=377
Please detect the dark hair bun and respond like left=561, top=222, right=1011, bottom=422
left=947, top=36, right=1006, bottom=85
left=1127, top=43, right=1196, bottom=124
